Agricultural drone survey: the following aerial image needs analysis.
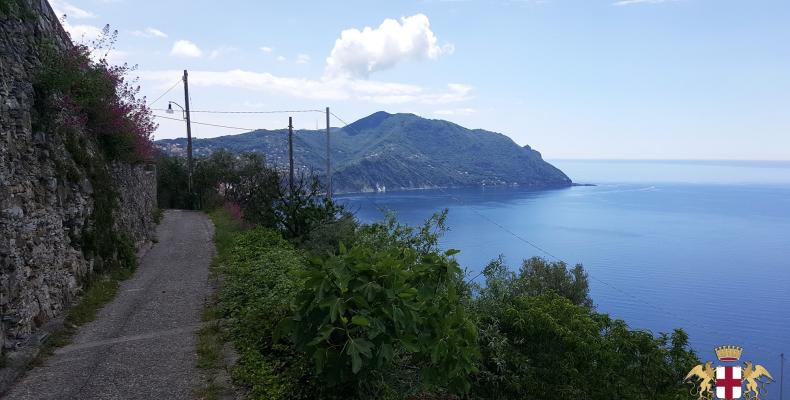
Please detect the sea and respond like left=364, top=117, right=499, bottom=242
left=337, top=160, right=790, bottom=395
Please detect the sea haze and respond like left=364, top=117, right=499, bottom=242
left=338, top=159, right=790, bottom=395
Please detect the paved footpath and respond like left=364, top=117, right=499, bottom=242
left=5, top=210, right=214, bottom=400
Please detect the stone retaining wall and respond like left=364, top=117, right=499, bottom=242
left=0, top=0, right=156, bottom=355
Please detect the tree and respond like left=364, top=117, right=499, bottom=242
left=155, top=153, right=189, bottom=208
left=273, top=172, right=350, bottom=248
left=470, top=259, right=698, bottom=399
left=223, top=152, right=280, bottom=226
left=515, top=257, right=592, bottom=308
left=192, top=149, right=236, bottom=210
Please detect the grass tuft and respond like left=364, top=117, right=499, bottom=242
left=153, top=207, right=164, bottom=224
left=194, top=208, right=244, bottom=399
left=32, top=265, right=134, bottom=366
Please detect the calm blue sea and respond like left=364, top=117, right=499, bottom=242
left=337, top=160, right=790, bottom=395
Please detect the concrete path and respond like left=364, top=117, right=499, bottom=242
left=5, top=210, right=214, bottom=400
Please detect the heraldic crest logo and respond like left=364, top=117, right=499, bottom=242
left=685, top=345, right=774, bottom=400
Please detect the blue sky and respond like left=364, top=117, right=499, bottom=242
left=51, top=0, right=790, bottom=160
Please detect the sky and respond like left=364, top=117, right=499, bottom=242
left=49, top=0, right=790, bottom=160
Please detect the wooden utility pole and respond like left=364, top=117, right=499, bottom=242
left=183, top=69, right=194, bottom=208
left=325, top=107, right=332, bottom=199
left=288, top=116, right=294, bottom=197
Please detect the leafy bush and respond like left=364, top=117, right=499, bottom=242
left=281, top=211, right=478, bottom=396
left=155, top=152, right=190, bottom=209
left=224, top=153, right=281, bottom=225
left=34, top=26, right=155, bottom=162
left=157, top=150, right=354, bottom=257
left=479, top=256, right=592, bottom=308
left=470, top=258, right=698, bottom=400
left=354, top=210, right=447, bottom=257
left=211, top=203, right=698, bottom=400
left=273, top=173, right=351, bottom=248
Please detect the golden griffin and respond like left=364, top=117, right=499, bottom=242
left=685, top=345, right=773, bottom=400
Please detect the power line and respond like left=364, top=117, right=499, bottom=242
left=329, top=111, right=353, bottom=128
left=148, top=79, right=182, bottom=107
left=154, top=112, right=332, bottom=133
left=153, top=114, right=258, bottom=131
left=152, top=108, right=324, bottom=115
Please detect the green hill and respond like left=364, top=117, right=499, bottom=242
left=155, top=111, right=572, bottom=192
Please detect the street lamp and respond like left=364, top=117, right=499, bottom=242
left=167, top=101, right=185, bottom=119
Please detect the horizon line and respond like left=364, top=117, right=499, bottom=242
left=547, top=158, right=790, bottom=163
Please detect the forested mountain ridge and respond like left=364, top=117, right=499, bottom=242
left=155, top=111, right=572, bottom=192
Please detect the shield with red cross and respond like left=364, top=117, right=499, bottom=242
left=715, top=366, right=742, bottom=399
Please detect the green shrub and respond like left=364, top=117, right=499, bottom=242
left=211, top=206, right=698, bottom=400
left=470, top=259, right=699, bottom=400
left=218, top=228, right=318, bottom=399
left=479, top=256, right=592, bottom=308
left=280, top=215, right=478, bottom=395
left=155, top=153, right=190, bottom=209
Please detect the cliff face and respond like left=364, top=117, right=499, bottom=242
left=0, top=0, right=156, bottom=354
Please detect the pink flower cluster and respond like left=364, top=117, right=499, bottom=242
left=53, top=25, right=157, bottom=162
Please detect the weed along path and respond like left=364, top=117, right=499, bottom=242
left=6, top=211, right=214, bottom=400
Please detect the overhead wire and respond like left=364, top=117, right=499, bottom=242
left=153, top=114, right=259, bottom=131
left=147, top=79, right=182, bottom=107
left=154, top=108, right=325, bottom=114
left=152, top=108, right=325, bottom=114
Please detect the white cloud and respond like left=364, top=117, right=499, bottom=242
left=103, top=49, right=129, bottom=63
left=613, top=0, right=678, bottom=5
left=142, top=14, right=469, bottom=114
left=140, top=69, right=472, bottom=105
left=50, top=0, right=103, bottom=42
left=62, top=20, right=103, bottom=41
left=170, top=40, right=203, bottom=58
left=296, top=54, right=311, bottom=64
left=132, top=27, right=168, bottom=38
left=49, top=0, right=94, bottom=19
left=325, top=13, right=452, bottom=79
left=434, top=107, right=476, bottom=116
